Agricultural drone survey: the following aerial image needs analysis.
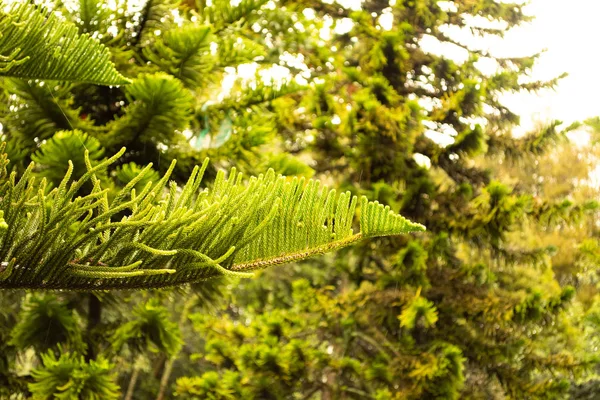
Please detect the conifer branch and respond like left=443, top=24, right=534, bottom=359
left=0, top=144, right=424, bottom=290
left=0, top=1, right=129, bottom=85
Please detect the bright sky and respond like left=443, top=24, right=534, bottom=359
left=164, top=0, right=600, bottom=138
left=5, top=0, right=595, bottom=139
left=497, top=0, right=600, bottom=133
left=307, top=0, right=600, bottom=136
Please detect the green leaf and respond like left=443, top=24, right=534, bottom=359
left=69, top=0, right=113, bottom=35
left=133, top=0, right=181, bottom=46
left=399, top=294, right=438, bottom=330
left=0, top=2, right=129, bottom=85
left=114, top=162, right=161, bottom=193
left=203, top=0, right=270, bottom=30
left=9, top=294, right=84, bottom=354
left=1, top=79, right=93, bottom=144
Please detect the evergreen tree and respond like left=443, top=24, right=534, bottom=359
left=173, top=1, right=600, bottom=399
left=0, top=1, right=420, bottom=397
left=1, top=1, right=599, bottom=399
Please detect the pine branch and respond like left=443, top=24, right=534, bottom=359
left=0, top=144, right=424, bottom=290
left=63, top=0, right=113, bottom=35
left=31, top=130, right=105, bottom=187
left=103, top=73, right=194, bottom=150
left=133, top=0, right=181, bottom=47
left=1, top=79, right=94, bottom=145
left=217, top=34, right=266, bottom=67
left=0, top=1, right=129, bottom=85
left=201, top=0, right=270, bottom=30
left=486, top=120, right=574, bottom=160
left=213, top=80, right=305, bottom=112
left=143, top=24, right=214, bottom=88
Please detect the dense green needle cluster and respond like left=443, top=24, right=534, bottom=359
left=0, top=144, right=423, bottom=290
left=0, top=1, right=128, bottom=85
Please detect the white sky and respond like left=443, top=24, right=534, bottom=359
left=496, top=0, right=600, bottom=133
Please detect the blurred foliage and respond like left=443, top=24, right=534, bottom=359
left=1, top=0, right=600, bottom=399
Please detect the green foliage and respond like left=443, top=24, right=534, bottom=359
left=175, top=0, right=598, bottom=398
left=0, top=0, right=598, bottom=398
left=412, top=343, right=465, bottom=400
left=114, top=162, right=161, bottom=192
left=201, top=0, right=270, bottom=30
left=217, top=80, right=305, bottom=112
left=9, top=294, right=84, bottom=354
left=390, top=240, right=430, bottom=288
left=261, top=153, right=315, bottom=178
left=178, top=304, right=329, bottom=399
left=31, top=130, right=105, bottom=186
left=111, top=299, right=182, bottom=356
left=103, top=73, right=194, bottom=150
left=0, top=144, right=422, bottom=290
left=143, top=25, right=214, bottom=88
left=175, top=371, right=240, bottom=399
left=134, top=0, right=182, bottom=46
left=29, top=350, right=119, bottom=400
left=487, top=120, right=572, bottom=160
left=1, top=79, right=92, bottom=145
left=0, top=1, right=128, bottom=84
left=180, top=277, right=471, bottom=399
left=0, top=134, right=28, bottom=173
left=217, top=35, right=265, bottom=67
left=398, top=292, right=438, bottom=330
left=69, top=0, right=113, bottom=35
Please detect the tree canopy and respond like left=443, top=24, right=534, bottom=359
left=0, top=0, right=599, bottom=399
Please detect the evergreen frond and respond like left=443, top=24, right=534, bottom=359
left=143, top=24, right=214, bottom=88
left=69, top=0, right=113, bottom=35
left=9, top=294, right=85, bottom=354
left=203, top=0, right=270, bottom=30
left=103, top=73, right=194, bottom=149
left=2, top=79, right=93, bottom=144
left=217, top=35, right=266, bottom=67
left=447, top=125, right=486, bottom=156
left=32, top=130, right=105, bottom=187
left=0, top=146, right=423, bottom=290
left=215, top=80, right=305, bottom=112
left=115, top=162, right=161, bottom=193
left=29, top=350, right=120, bottom=400
left=487, top=120, right=569, bottom=159
left=175, top=371, right=240, bottom=399
left=398, top=293, right=438, bottom=330
left=261, top=153, right=315, bottom=178
left=0, top=134, right=27, bottom=173
left=134, top=0, right=181, bottom=46
left=0, top=2, right=129, bottom=85
left=110, top=299, right=182, bottom=356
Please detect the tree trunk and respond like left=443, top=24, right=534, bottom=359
left=155, top=358, right=175, bottom=400
left=156, top=293, right=198, bottom=400
left=86, top=293, right=102, bottom=361
left=124, top=368, right=140, bottom=400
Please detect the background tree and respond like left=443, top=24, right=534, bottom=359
left=1, top=0, right=600, bottom=399
left=172, top=1, right=600, bottom=399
